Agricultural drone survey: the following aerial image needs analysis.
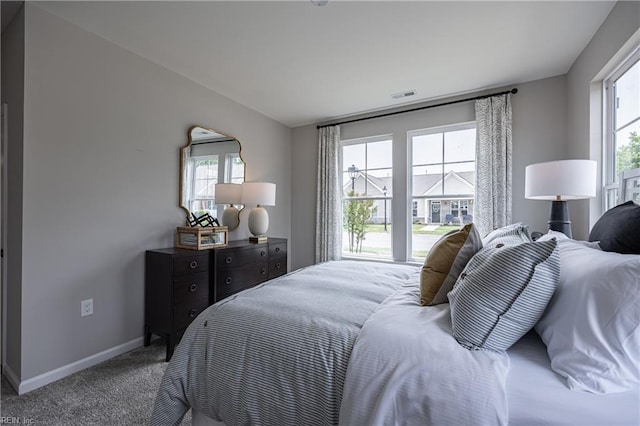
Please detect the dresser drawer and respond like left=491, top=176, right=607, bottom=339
left=173, top=271, right=209, bottom=305
left=269, top=257, right=287, bottom=279
left=216, top=245, right=268, bottom=268
left=269, top=242, right=287, bottom=258
left=216, top=262, right=269, bottom=301
left=173, top=253, right=209, bottom=277
left=173, top=298, right=208, bottom=331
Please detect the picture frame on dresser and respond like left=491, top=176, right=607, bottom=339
left=144, top=238, right=288, bottom=361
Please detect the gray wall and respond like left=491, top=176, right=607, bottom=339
left=12, top=3, right=291, bottom=382
left=566, top=1, right=640, bottom=237
left=291, top=76, right=567, bottom=270
left=1, top=3, right=24, bottom=379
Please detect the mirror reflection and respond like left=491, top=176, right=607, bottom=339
left=180, top=126, right=245, bottom=221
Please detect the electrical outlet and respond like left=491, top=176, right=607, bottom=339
left=81, top=299, right=93, bottom=317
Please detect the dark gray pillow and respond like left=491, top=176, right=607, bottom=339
left=448, top=239, right=559, bottom=353
left=589, top=201, right=640, bottom=254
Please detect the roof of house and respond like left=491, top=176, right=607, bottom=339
left=344, top=170, right=475, bottom=197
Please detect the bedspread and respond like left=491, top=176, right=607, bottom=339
left=339, top=283, right=510, bottom=426
left=150, top=260, right=418, bottom=426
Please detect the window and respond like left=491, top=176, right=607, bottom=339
left=410, top=123, right=476, bottom=260
left=341, top=136, right=392, bottom=259
left=604, top=49, right=640, bottom=209
left=226, top=153, right=244, bottom=184
left=191, top=155, right=219, bottom=217
left=339, top=123, right=476, bottom=263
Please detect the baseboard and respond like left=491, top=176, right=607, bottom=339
left=15, top=337, right=144, bottom=395
left=3, top=363, right=20, bottom=394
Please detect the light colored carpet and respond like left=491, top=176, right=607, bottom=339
left=0, top=340, right=192, bottom=425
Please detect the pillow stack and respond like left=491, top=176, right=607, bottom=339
left=434, top=212, right=639, bottom=394
left=419, top=223, right=483, bottom=306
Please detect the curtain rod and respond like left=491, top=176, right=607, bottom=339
left=316, top=88, right=518, bottom=129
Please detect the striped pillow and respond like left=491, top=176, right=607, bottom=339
left=448, top=239, right=559, bottom=353
left=482, top=222, right=532, bottom=248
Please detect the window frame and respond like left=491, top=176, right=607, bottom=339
left=190, top=154, right=219, bottom=216
left=408, top=121, right=476, bottom=261
left=603, top=48, right=640, bottom=210
left=340, top=134, right=394, bottom=260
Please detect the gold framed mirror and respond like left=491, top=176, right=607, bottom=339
left=179, top=125, right=245, bottom=222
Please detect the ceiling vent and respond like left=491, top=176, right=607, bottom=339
left=391, top=90, right=417, bottom=100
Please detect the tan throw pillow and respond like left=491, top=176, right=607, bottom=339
left=420, top=223, right=482, bottom=306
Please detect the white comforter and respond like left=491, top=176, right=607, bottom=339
left=340, top=282, right=510, bottom=426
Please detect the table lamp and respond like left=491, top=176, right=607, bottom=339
left=215, top=183, right=242, bottom=231
left=241, top=182, right=276, bottom=242
left=525, top=159, right=597, bottom=238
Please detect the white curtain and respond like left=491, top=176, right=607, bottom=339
left=474, top=94, right=513, bottom=236
left=315, top=125, right=342, bottom=263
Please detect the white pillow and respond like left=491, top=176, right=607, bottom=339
left=535, top=241, right=640, bottom=394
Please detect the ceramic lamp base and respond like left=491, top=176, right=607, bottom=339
left=221, top=205, right=240, bottom=231
left=248, top=205, right=269, bottom=238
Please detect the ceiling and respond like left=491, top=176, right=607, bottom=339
left=34, top=1, right=616, bottom=128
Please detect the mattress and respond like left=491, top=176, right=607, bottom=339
left=507, top=332, right=640, bottom=426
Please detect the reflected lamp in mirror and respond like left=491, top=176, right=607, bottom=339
left=525, top=159, right=597, bottom=238
left=241, top=182, right=276, bottom=243
left=215, top=183, right=242, bottom=231
left=180, top=125, right=245, bottom=222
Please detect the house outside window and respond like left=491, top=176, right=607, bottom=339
left=604, top=49, right=640, bottom=209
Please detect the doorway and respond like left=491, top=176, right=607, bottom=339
left=430, top=201, right=441, bottom=224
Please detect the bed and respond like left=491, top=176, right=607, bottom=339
left=151, top=204, right=640, bottom=426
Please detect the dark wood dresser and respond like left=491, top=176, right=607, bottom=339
left=144, top=238, right=287, bottom=361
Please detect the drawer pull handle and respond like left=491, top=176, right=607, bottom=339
left=189, top=261, right=198, bottom=269
left=275, top=247, right=280, bottom=253
left=261, top=268, right=267, bottom=275
left=225, top=277, right=232, bottom=285
left=225, top=256, right=233, bottom=264
left=189, top=309, right=197, bottom=318
left=189, top=283, right=198, bottom=292
left=275, top=262, right=281, bottom=269
left=260, top=250, right=266, bottom=257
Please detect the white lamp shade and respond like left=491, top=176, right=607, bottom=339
left=241, top=182, right=276, bottom=206
left=525, top=159, right=597, bottom=200
left=215, top=183, right=242, bottom=205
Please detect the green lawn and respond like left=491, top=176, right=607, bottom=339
left=345, top=223, right=461, bottom=260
